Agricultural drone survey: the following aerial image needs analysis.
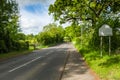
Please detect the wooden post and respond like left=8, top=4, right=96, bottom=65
left=109, top=36, right=111, bottom=56
left=100, top=36, right=103, bottom=57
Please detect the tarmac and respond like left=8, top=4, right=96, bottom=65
left=61, top=46, right=100, bottom=80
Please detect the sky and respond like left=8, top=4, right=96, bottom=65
left=16, top=0, right=69, bottom=35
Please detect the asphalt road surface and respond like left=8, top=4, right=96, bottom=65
left=0, top=43, right=72, bottom=80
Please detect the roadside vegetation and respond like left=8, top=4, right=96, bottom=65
left=49, top=0, right=120, bottom=80
left=0, top=50, right=33, bottom=61
left=0, top=0, right=63, bottom=59
left=36, top=23, right=64, bottom=45
left=1, top=0, right=120, bottom=79
left=0, top=0, right=33, bottom=54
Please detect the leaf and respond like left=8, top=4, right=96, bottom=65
left=90, top=2, right=96, bottom=8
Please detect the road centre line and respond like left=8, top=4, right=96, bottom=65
left=46, top=51, right=53, bottom=55
left=8, top=50, right=54, bottom=73
left=8, top=56, right=42, bottom=72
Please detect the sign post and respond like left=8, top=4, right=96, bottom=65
left=100, top=36, right=103, bottom=57
left=99, top=24, right=113, bottom=56
left=109, top=36, right=111, bottom=55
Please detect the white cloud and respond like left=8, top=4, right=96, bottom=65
left=62, top=22, right=71, bottom=28
left=16, top=0, right=70, bottom=34
left=16, top=0, right=55, bottom=34
left=16, top=0, right=55, bottom=7
left=19, top=9, right=53, bottom=34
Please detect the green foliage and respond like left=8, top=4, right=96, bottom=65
left=49, top=0, right=120, bottom=79
left=25, top=34, right=39, bottom=50
left=26, top=34, right=37, bottom=45
left=49, top=0, right=120, bottom=53
left=37, top=23, right=64, bottom=45
left=74, top=43, right=120, bottom=80
left=49, top=0, right=120, bottom=26
left=65, top=24, right=81, bottom=41
left=64, top=37, right=71, bottom=42
left=89, top=17, right=120, bottom=51
left=0, top=50, right=33, bottom=61
left=49, top=0, right=120, bottom=52
left=65, top=13, right=120, bottom=79
left=0, top=40, right=7, bottom=53
left=12, top=40, right=29, bottom=51
left=0, top=0, right=26, bottom=53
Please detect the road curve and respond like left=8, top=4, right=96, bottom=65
left=0, top=43, right=72, bottom=80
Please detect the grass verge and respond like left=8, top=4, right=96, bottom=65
left=74, top=43, right=120, bottom=80
left=29, top=45, right=48, bottom=50
left=0, top=44, right=49, bottom=61
left=0, top=50, right=33, bottom=61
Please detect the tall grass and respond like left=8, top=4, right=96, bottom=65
left=74, top=42, right=120, bottom=80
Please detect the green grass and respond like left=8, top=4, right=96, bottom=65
left=74, top=44, right=120, bottom=80
left=0, top=45, right=49, bottom=61
left=89, top=54, right=120, bottom=80
left=0, top=50, right=33, bottom=61
left=29, top=45, right=48, bottom=50
left=37, top=45, right=48, bottom=49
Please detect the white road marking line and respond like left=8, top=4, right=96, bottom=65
left=46, top=51, right=53, bottom=55
left=8, top=51, right=54, bottom=73
left=8, top=56, right=42, bottom=72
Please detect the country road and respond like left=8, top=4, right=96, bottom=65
left=0, top=43, right=73, bottom=80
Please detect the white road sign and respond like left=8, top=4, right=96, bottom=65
left=99, top=24, right=113, bottom=36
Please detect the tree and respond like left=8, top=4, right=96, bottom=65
left=65, top=24, right=81, bottom=41
left=49, top=0, right=120, bottom=26
left=49, top=0, right=120, bottom=53
left=0, top=0, right=20, bottom=53
left=37, top=23, right=64, bottom=45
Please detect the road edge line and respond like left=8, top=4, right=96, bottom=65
left=58, top=50, right=70, bottom=80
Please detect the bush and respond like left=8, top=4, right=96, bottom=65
left=89, top=18, right=120, bottom=52
left=12, top=40, right=29, bottom=50
left=0, top=40, right=7, bottom=53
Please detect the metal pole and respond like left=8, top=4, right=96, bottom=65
left=100, top=36, right=103, bottom=57
left=109, top=36, right=111, bottom=56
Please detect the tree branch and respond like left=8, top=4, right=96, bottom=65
left=88, top=2, right=98, bottom=17
left=97, top=3, right=105, bottom=17
left=65, top=17, right=81, bottom=21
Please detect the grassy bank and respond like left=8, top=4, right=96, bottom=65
left=74, top=43, right=120, bottom=80
left=0, top=44, right=49, bottom=61
left=29, top=45, right=48, bottom=50
left=0, top=50, right=33, bottom=61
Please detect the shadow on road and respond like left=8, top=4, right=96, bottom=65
left=61, top=48, right=97, bottom=80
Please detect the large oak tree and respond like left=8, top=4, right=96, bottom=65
left=49, top=0, right=120, bottom=26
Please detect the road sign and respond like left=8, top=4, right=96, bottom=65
left=99, top=24, right=113, bottom=36
left=99, top=24, right=113, bottom=56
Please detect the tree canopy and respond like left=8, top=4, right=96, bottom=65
left=37, top=23, right=64, bottom=45
left=49, top=0, right=120, bottom=26
left=0, top=0, right=29, bottom=53
left=49, top=0, right=120, bottom=53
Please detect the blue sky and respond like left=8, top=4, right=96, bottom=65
left=24, top=4, right=43, bottom=13
left=16, top=0, right=69, bottom=34
left=16, top=0, right=55, bottom=34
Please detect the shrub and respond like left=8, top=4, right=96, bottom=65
left=0, top=40, right=7, bottom=53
